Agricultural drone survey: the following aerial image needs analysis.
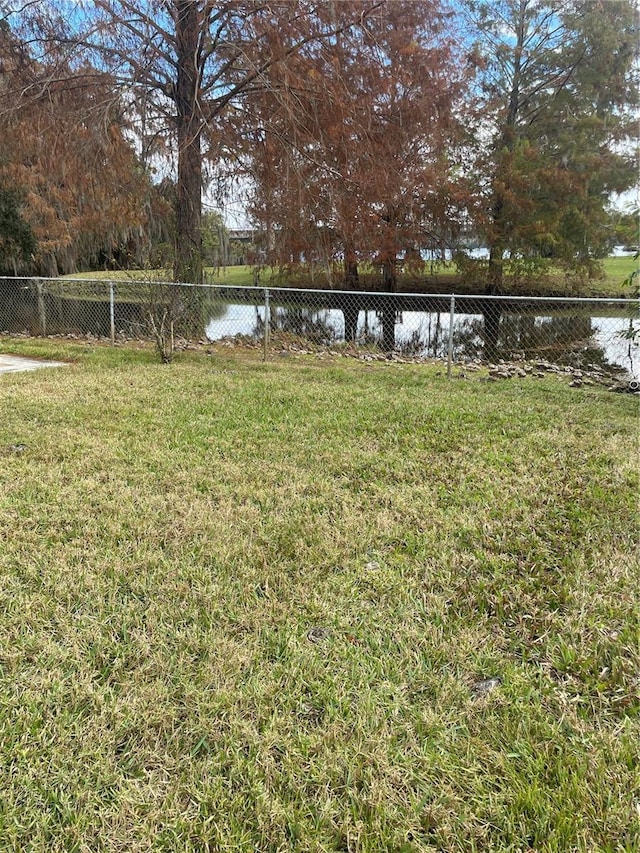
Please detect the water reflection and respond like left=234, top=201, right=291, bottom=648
left=268, top=306, right=339, bottom=344
left=0, top=281, right=636, bottom=378
left=209, top=303, right=637, bottom=378
left=451, top=313, right=638, bottom=375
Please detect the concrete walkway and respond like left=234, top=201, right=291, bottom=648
left=0, top=354, right=68, bottom=374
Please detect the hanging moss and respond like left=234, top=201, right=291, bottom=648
left=0, top=186, right=36, bottom=273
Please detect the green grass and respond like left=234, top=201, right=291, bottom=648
left=0, top=339, right=638, bottom=852
left=62, top=266, right=277, bottom=288
left=65, top=254, right=638, bottom=298
left=602, top=255, right=638, bottom=283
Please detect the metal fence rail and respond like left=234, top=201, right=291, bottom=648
left=1, top=276, right=638, bottom=380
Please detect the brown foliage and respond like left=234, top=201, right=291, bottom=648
left=248, top=1, right=471, bottom=289
left=7, top=1, right=391, bottom=283
left=0, top=23, right=159, bottom=275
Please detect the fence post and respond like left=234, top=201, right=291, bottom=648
left=447, top=293, right=455, bottom=379
left=263, top=288, right=270, bottom=361
left=35, top=280, right=47, bottom=336
left=109, top=281, right=115, bottom=345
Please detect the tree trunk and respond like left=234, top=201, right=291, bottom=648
left=487, top=184, right=506, bottom=294
left=344, top=243, right=359, bottom=289
left=482, top=305, right=502, bottom=363
left=487, top=9, right=523, bottom=297
left=488, top=241, right=504, bottom=295
left=382, top=257, right=397, bottom=292
left=174, top=0, right=203, bottom=285
left=380, top=256, right=397, bottom=350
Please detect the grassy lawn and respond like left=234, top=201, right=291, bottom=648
left=602, top=255, right=638, bottom=287
left=0, top=339, right=638, bottom=852
left=63, top=255, right=639, bottom=298
left=62, top=267, right=264, bottom=287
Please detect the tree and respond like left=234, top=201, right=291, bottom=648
left=0, top=187, right=36, bottom=273
left=0, top=77, right=157, bottom=275
left=0, top=17, right=158, bottom=275
left=202, top=210, right=230, bottom=268
left=463, top=0, right=638, bottom=292
left=248, top=1, right=469, bottom=294
left=8, top=1, right=386, bottom=284
left=606, top=207, right=640, bottom=251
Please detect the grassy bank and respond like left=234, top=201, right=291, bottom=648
left=64, top=255, right=638, bottom=298
left=0, top=340, right=638, bottom=851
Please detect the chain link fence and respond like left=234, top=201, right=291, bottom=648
left=1, top=276, right=638, bottom=381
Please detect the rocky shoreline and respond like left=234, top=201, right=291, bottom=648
left=269, top=341, right=640, bottom=393
left=480, top=359, right=639, bottom=393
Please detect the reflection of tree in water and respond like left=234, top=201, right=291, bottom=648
left=358, top=310, right=379, bottom=347
left=0, top=280, right=41, bottom=333
left=397, top=314, right=445, bottom=357
left=398, top=329, right=428, bottom=356
left=422, top=312, right=444, bottom=357
left=170, top=290, right=233, bottom=338
left=0, top=280, right=149, bottom=337
left=200, top=295, right=229, bottom=323
left=395, top=312, right=613, bottom=369
left=355, top=312, right=479, bottom=358
left=451, top=318, right=485, bottom=360
left=497, top=314, right=609, bottom=368
left=252, top=305, right=338, bottom=345
left=451, top=313, right=611, bottom=369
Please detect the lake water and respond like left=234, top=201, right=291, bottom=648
left=1, top=282, right=637, bottom=378
left=205, top=302, right=639, bottom=378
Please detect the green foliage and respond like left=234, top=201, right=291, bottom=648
left=621, top=253, right=640, bottom=292
left=607, top=208, right=640, bottom=252
left=202, top=210, right=230, bottom=267
left=0, top=186, right=36, bottom=272
left=467, top=0, right=638, bottom=291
